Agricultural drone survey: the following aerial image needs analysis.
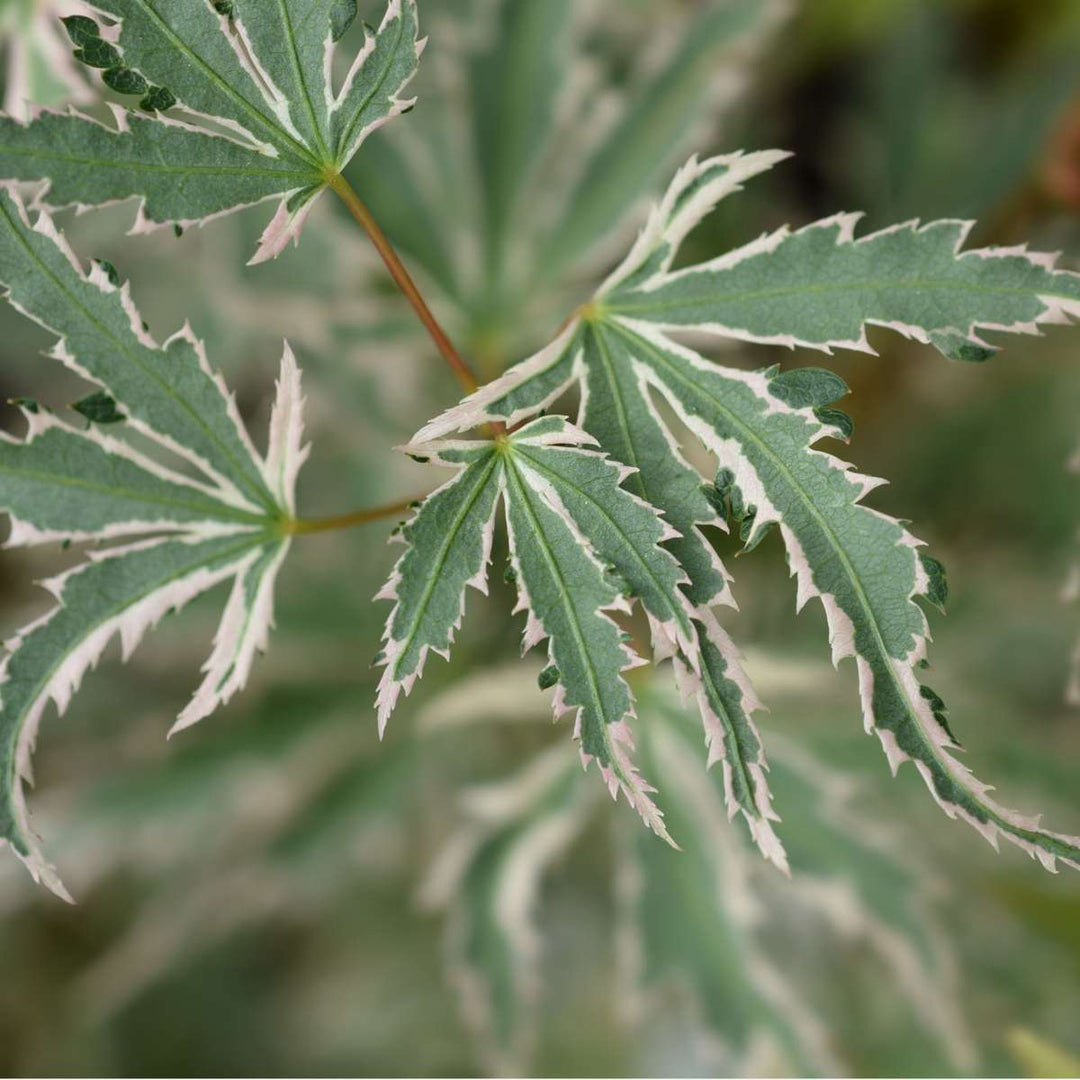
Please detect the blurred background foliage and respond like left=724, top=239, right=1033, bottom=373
left=0, top=0, right=1079, bottom=1075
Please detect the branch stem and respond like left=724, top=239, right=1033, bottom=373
left=288, top=497, right=417, bottom=536
left=328, top=174, right=479, bottom=396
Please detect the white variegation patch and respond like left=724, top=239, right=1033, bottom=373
left=262, top=343, right=310, bottom=515
left=171, top=539, right=290, bottom=737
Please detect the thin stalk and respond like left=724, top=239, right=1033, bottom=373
left=288, top=497, right=417, bottom=536
left=328, top=173, right=479, bottom=396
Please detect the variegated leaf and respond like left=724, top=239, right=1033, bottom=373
left=0, top=405, right=262, bottom=547
left=414, top=321, right=784, bottom=867
left=1, top=0, right=97, bottom=116
left=412, top=152, right=1080, bottom=873
left=419, top=744, right=590, bottom=1077
left=0, top=0, right=422, bottom=262
left=534, top=2, right=790, bottom=284
left=376, top=417, right=674, bottom=840
left=343, top=0, right=788, bottom=329
left=0, top=188, right=275, bottom=511
left=601, top=157, right=1080, bottom=361
left=622, top=685, right=976, bottom=1075
left=0, top=203, right=309, bottom=897
left=417, top=668, right=977, bottom=1075
left=759, top=734, right=976, bottom=1072
left=620, top=689, right=837, bottom=1077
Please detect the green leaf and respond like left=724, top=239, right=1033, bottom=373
left=0, top=407, right=262, bottom=546
left=415, top=316, right=786, bottom=866
left=414, top=152, right=1080, bottom=874
left=0, top=533, right=272, bottom=898
left=468, top=0, right=572, bottom=282
left=536, top=1, right=789, bottom=282
left=420, top=744, right=589, bottom=1076
left=623, top=686, right=977, bottom=1074
left=603, top=318, right=1080, bottom=872
left=0, top=189, right=276, bottom=512
left=605, top=171, right=1080, bottom=359
left=0, top=0, right=422, bottom=262
left=375, top=439, right=505, bottom=733
left=0, top=205, right=310, bottom=898
left=377, top=418, right=677, bottom=839
left=622, top=691, right=837, bottom=1076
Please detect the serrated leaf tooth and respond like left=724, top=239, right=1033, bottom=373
left=645, top=613, right=681, bottom=666
left=781, top=527, right=817, bottom=615
left=374, top=572, right=399, bottom=604
left=86, top=259, right=117, bottom=292
left=29, top=203, right=82, bottom=274
left=1036, top=847, right=1058, bottom=872
left=822, top=595, right=857, bottom=668
left=104, top=99, right=131, bottom=133
left=520, top=611, right=546, bottom=654
left=592, top=719, right=675, bottom=847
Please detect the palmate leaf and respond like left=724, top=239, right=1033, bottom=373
left=621, top=696, right=837, bottom=1078
left=0, top=191, right=308, bottom=896
left=418, top=744, right=591, bottom=1077
left=0, top=0, right=422, bottom=262
left=412, top=151, right=1080, bottom=873
left=376, top=416, right=675, bottom=840
left=417, top=674, right=973, bottom=1077
left=621, top=687, right=975, bottom=1077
